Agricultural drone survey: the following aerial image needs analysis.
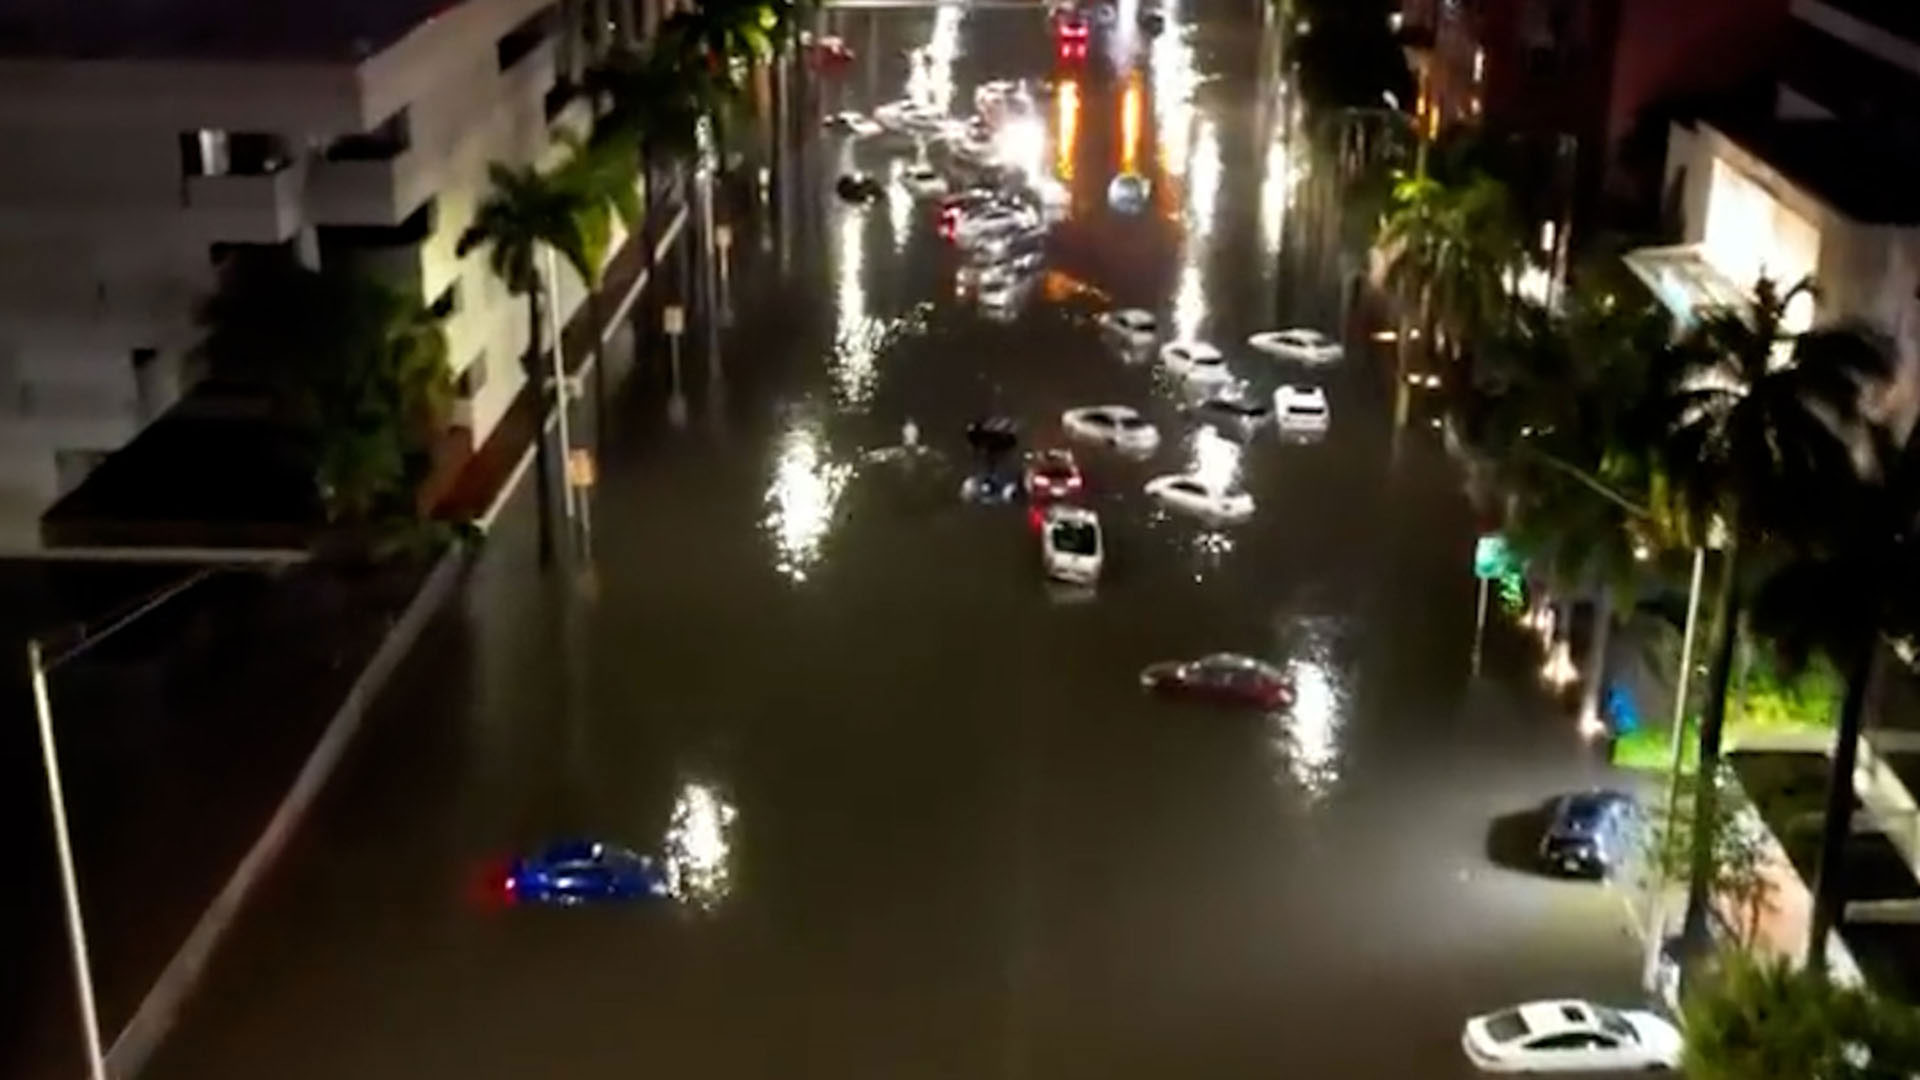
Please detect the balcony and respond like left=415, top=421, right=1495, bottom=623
left=308, top=146, right=437, bottom=227
left=185, top=163, right=304, bottom=243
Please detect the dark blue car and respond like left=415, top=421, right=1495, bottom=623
left=1539, top=791, right=1640, bottom=879
left=503, top=841, right=671, bottom=905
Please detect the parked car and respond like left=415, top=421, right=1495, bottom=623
left=1061, top=405, right=1161, bottom=453
left=955, top=205, right=1040, bottom=246
left=1097, top=308, right=1158, bottom=348
left=1461, top=999, right=1682, bottom=1073
left=1539, top=790, right=1640, bottom=879
left=900, top=162, right=948, bottom=198
left=1040, top=503, right=1102, bottom=583
left=1190, top=394, right=1272, bottom=434
left=502, top=840, right=670, bottom=905
left=1139, top=653, right=1294, bottom=709
left=1272, top=384, right=1330, bottom=433
left=1143, top=473, right=1254, bottom=522
left=1159, top=341, right=1234, bottom=385
left=1248, top=328, right=1343, bottom=364
left=1024, top=447, right=1084, bottom=499
left=824, top=111, right=882, bottom=137
left=836, top=173, right=885, bottom=203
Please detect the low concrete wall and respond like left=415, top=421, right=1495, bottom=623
left=102, top=543, right=469, bottom=1080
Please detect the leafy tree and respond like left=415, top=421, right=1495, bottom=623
left=1663, top=277, right=1892, bottom=960
left=1749, top=411, right=1918, bottom=970
left=457, top=158, right=612, bottom=565
left=1683, top=952, right=1920, bottom=1080
left=1377, top=170, right=1519, bottom=427
left=1644, top=766, right=1776, bottom=948
left=196, top=252, right=451, bottom=528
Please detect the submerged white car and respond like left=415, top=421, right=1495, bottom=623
left=1040, top=504, right=1102, bottom=584
left=1061, top=405, right=1161, bottom=453
left=1159, top=341, right=1233, bottom=385
left=1461, top=1000, right=1682, bottom=1073
left=900, top=162, right=948, bottom=198
left=824, top=111, right=883, bottom=138
left=1144, top=474, right=1254, bottom=523
left=1273, top=384, right=1330, bottom=432
left=1097, top=308, right=1158, bottom=348
left=954, top=206, right=1040, bottom=247
left=1248, top=328, right=1343, bottom=364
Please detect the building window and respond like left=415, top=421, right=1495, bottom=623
left=429, top=280, right=461, bottom=319
left=315, top=199, right=437, bottom=252
left=498, top=6, right=555, bottom=71
left=325, top=108, right=412, bottom=162
left=457, top=351, right=489, bottom=399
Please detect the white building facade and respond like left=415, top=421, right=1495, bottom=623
left=0, top=0, right=650, bottom=548
left=1624, top=0, right=1920, bottom=427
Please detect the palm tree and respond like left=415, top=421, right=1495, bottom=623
left=554, top=132, right=642, bottom=423
left=1377, top=170, right=1518, bottom=427
left=1748, top=405, right=1912, bottom=972
left=197, top=251, right=451, bottom=527
left=1476, top=290, right=1679, bottom=728
left=1662, top=277, right=1892, bottom=962
left=457, top=159, right=612, bottom=566
left=1682, top=951, right=1920, bottom=1079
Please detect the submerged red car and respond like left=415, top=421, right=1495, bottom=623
left=1140, top=653, right=1294, bottom=709
left=1023, top=448, right=1084, bottom=499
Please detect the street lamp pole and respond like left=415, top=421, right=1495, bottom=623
left=542, top=245, right=580, bottom=525
left=1642, top=543, right=1708, bottom=990
left=28, top=638, right=107, bottom=1080
left=663, top=302, right=688, bottom=429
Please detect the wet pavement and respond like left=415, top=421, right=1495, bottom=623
left=138, top=2, right=1649, bottom=1077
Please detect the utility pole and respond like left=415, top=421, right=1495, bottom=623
left=28, top=567, right=222, bottom=1080
left=29, top=639, right=106, bottom=1080
left=542, top=245, right=581, bottom=527
left=664, top=302, right=688, bottom=428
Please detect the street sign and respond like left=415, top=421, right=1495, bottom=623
left=663, top=304, right=686, bottom=335
left=567, top=448, right=597, bottom=489
left=1473, top=533, right=1519, bottom=580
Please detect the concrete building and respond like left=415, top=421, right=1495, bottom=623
left=0, top=0, right=655, bottom=549
left=1398, top=0, right=1789, bottom=221
left=1624, top=0, right=1920, bottom=424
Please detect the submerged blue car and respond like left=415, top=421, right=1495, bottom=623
left=503, top=841, right=671, bottom=905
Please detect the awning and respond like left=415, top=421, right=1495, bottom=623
left=1622, top=244, right=1752, bottom=329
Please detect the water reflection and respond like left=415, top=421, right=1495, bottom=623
left=663, top=780, right=738, bottom=908
left=764, top=415, right=853, bottom=583
left=1270, top=618, right=1349, bottom=802
left=1188, top=119, right=1221, bottom=241
left=1120, top=76, right=1143, bottom=175
left=1184, top=423, right=1243, bottom=492
left=833, top=209, right=881, bottom=406
left=1259, top=135, right=1297, bottom=258
left=908, top=6, right=962, bottom=113
left=1056, top=79, right=1080, bottom=180
left=1171, top=263, right=1206, bottom=341
left=1149, top=21, right=1197, bottom=180
left=888, top=159, right=913, bottom=251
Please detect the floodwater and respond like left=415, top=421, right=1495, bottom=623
left=134, top=2, right=1647, bottom=1078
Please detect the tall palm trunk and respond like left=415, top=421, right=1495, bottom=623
left=1808, top=628, right=1876, bottom=971
left=1578, top=589, right=1613, bottom=731
left=524, top=289, right=557, bottom=566
left=1682, top=540, right=1742, bottom=958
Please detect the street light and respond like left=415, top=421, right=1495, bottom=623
left=27, top=567, right=222, bottom=1080
left=29, top=638, right=106, bottom=1080
left=663, top=302, right=688, bottom=429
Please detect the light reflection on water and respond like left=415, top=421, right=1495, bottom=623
left=1171, top=263, right=1205, bottom=341
left=833, top=209, right=882, bottom=407
left=664, top=780, right=738, bottom=908
left=1188, top=119, right=1220, bottom=241
left=909, top=6, right=962, bottom=113
left=1269, top=617, right=1350, bottom=802
left=1259, top=134, right=1297, bottom=258
left=764, top=415, right=853, bottom=583
left=1055, top=79, right=1080, bottom=180
left=888, top=159, right=913, bottom=251
left=1149, top=19, right=1197, bottom=180
left=1185, top=423, right=1242, bottom=492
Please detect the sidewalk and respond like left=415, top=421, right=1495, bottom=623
left=438, top=192, right=691, bottom=527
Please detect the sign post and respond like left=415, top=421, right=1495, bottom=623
left=1472, top=534, right=1523, bottom=677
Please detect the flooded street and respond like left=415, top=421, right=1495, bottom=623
left=143, top=1, right=1646, bottom=1076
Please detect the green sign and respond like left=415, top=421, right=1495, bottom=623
left=1474, top=534, right=1519, bottom=580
